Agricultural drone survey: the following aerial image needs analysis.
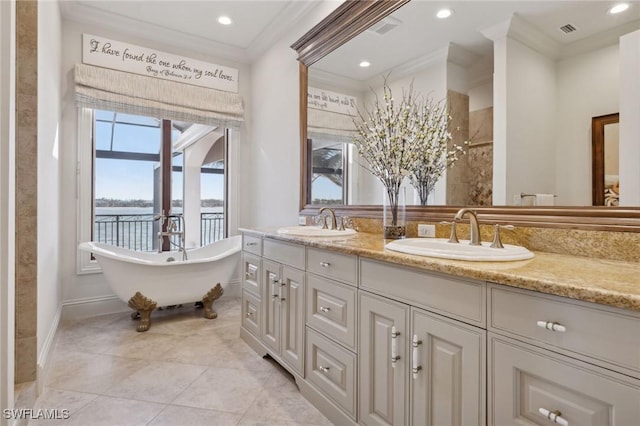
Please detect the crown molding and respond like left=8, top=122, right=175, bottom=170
left=561, top=18, right=640, bottom=58
left=246, top=1, right=321, bottom=61
left=60, top=1, right=249, bottom=63
left=308, top=68, right=367, bottom=93
left=481, top=14, right=561, bottom=59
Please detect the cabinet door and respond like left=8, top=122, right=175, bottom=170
left=262, top=259, right=281, bottom=354
left=411, top=308, right=486, bottom=426
left=280, top=266, right=305, bottom=375
left=359, top=291, right=409, bottom=426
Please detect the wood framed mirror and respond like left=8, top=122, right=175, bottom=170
left=291, top=1, right=640, bottom=232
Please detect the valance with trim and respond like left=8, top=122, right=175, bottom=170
left=307, top=108, right=357, bottom=144
left=74, top=63, right=244, bottom=129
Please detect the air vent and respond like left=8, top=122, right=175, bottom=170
left=367, top=16, right=402, bottom=35
left=559, top=24, right=577, bottom=34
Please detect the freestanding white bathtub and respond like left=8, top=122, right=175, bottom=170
left=78, top=235, right=241, bottom=331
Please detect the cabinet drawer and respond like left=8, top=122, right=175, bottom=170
left=263, top=238, right=305, bottom=269
left=242, top=234, right=262, bottom=255
left=489, top=284, right=640, bottom=376
left=489, top=334, right=640, bottom=426
left=307, top=248, right=357, bottom=286
left=360, top=259, right=485, bottom=327
left=242, top=253, right=261, bottom=297
left=306, top=328, right=356, bottom=419
left=242, top=290, right=261, bottom=337
left=306, top=274, right=356, bottom=350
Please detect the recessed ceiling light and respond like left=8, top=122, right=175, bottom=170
left=359, top=61, right=371, bottom=68
left=436, top=9, right=453, bottom=19
left=218, top=16, right=232, bottom=25
left=609, top=3, right=629, bottom=14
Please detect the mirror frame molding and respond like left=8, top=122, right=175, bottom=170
left=291, top=0, right=640, bottom=233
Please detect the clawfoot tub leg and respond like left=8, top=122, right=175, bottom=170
left=128, top=292, right=157, bottom=332
left=202, top=283, right=224, bottom=319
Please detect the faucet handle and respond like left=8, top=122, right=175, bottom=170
left=440, top=221, right=459, bottom=244
left=490, top=224, right=514, bottom=248
left=321, top=215, right=328, bottom=229
left=337, top=217, right=346, bottom=231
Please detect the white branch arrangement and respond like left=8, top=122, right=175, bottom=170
left=352, top=80, right=467, bottom=221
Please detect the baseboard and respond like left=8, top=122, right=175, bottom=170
left=223, top=278, right=241, bottom=298
left=61, top=295, right=128, bottom=322
left=62, top=279, right=240, bottom=323
left=36, top=306, right=62, bottom=396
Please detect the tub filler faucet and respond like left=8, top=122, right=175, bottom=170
left=155, top=212, right=187, bottom=260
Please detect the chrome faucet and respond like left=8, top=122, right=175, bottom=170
left=454, top=208, right=481, bottom=246
left=318, top=207, right=338, bottom=230
left=155, top=212, right=187, bottom=259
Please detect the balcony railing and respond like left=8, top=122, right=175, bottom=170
left=94, top=212, right=224, bottom=251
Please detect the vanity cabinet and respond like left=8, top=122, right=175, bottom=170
left=488, top=284, right=640, bottom=425
left=240, top=231, right=640, bottom=426
left=359, top=283, right=486, bottom=426
left=261, top=258, right=305, bottom=376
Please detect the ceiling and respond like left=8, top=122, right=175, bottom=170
left=312, top=1, right=640, bottom=83
left=60, top=0, right=321, bottom=63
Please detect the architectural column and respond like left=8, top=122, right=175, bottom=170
left=14, top=0, right=37, bottom=384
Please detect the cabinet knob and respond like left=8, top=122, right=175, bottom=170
left=536, top=320, right=566, bottom=333
left=319, top=306, right=331, bottom=313
left=538, top=408, right=569, bottom=426
left=319, top=262, right=330, bottom=268
left=319, top=366, right=330, bottom=373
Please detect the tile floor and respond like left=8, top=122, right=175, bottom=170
left=30, top=297, right=332, bottom=426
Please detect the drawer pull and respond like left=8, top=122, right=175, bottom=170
left=391, top=326, right=400, bottom=368
left=319, top=306, right=331, bottom=313
left=319, top=365, right=330, bottom=373
left=272, top=294, right=279, bottom=299
left=319, top=262, right=331, bottom=268
left=245, top=242, right=258, bottom=246
left=412, top=334, right=422, bottom=379
left=538, top=408, right=569, bottom=426
left=536, top=320, right=567, bottom=333
left=246, top=312, right=253, bottom=317
left=245, top=271, right=252, bottom=277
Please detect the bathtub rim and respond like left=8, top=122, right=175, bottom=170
left=78, top=235, right=241, bottom=267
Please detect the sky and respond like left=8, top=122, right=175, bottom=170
left=94, top=110, right=224, bottom=201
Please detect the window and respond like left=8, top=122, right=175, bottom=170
left=87, top=109, right=227, bottom=256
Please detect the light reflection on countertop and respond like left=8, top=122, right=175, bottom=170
left=240, top=228, right=640, bottom=312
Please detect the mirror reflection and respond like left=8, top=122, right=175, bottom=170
left=306, top=0, right=640, bottom=207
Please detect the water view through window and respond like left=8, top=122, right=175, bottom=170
left=93, top=110, right=225, bottom=250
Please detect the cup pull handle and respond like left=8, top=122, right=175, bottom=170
left=536, top=321, right=566, bottom=333
left=319, top=306, right=330, bottom=313
left=319, top=262, right=330, bottom=268
left=538, top=408, right=569, bottom=426
left=319, top=366, right=330, bottom=373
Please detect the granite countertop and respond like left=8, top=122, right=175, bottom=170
left=240, top=228, right=640, bottom=312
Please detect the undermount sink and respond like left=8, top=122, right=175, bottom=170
left=277, top=226, right=357, bottom=238
left=385, top=238, right=534, bottom=262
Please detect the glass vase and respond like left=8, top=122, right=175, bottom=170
left=383, top=186, right=406, bottom=239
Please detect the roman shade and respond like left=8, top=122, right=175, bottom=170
left=74, top=63, right=244, bottom=128
left=307, top=108, right=357, bottom=143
